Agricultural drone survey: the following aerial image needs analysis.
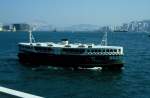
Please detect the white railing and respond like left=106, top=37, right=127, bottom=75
left=87, top=52, right=122, bottom=55
left=0, top=86, right=43, bottom=98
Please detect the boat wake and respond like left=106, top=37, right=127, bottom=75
left=78, top=67, right=102, bottom=70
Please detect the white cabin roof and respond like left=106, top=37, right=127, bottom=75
left=19, top=42, right=123, bottom=49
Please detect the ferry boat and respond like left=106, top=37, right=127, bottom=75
left=18, top=31, right=124, bottom=69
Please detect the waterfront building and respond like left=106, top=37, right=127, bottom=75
left=2, top=25, right=11, bottom=31
left=12, top=23, right=30, bottom=31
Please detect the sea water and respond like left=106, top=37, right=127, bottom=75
left=0, top=31, right=150, bottom=98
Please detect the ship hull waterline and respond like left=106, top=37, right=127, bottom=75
left=18, top=52, right=124, bottom=70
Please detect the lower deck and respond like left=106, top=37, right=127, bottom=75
left=18, top=51, right=124, bottom=69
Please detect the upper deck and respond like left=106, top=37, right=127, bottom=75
left=18, top=31, right=123, bottom=56
left=18, top=41, right=123, bottom=55
left=19, top=42, right=122, bottom=49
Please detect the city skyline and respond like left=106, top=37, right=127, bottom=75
left=0, top=0, right=150, bottom=27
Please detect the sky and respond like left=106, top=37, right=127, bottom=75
left=0, top=0, right=149, bottom=27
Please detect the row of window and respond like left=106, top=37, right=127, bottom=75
left=87, top=49, right=121, bottom=53
left=34, top=47, right=52, bottom=51
left=20, top=46, right=52, bottom=51
left=62, top=48, right=85, bottom=53
left=64, top=44, right=86, bottom=48
left=19, top=45, right=32, bottom=49
left=20, top=45, right=121, bottom=53
left=62, top=48, right=121, bottom=54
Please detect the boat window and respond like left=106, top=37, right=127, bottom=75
left=36, top=43, right=41, bottom=46
left=35, top=47, right=45, bottom=51
left=43, top=47, right=47, bottom=51
left=98, top=50, right=101, bottom=52
left=102, top=49, right=105, bottom=52
left=118, top=49, right=121, bottom=52
left=80, top=49, right=85, bottom=52
left=48, top=44, right=53, bottom=47
left=62, top=48, right=85, bottom=54
left=28, top=46, right=30, bottom=49
left=110, top=49, right=113, bottom=52
left=35, top=47, right=39, bottom=50
left=114, top=49, right=117, bottom=52
left=106, top=49, right=109, bottom=52
left=87, top=50, right=90, bottom=52
left=65, top=45, right=71, bottom=47
left=79, top=44, right=85, bottom=48
left=88, top=46, right=92, bottom=48
left=91, top=50, right=94, bottom=52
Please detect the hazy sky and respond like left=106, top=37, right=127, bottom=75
left=0, top=0, right=149, bottom=27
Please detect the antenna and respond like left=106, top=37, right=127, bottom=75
left=100, top=32, right=107, bottom=46
left=29, top=30, right=32, bottom=44
left=29, top=26, right=35, bottom=44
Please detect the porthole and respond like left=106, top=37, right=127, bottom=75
left=106, top=49, right=109, bottom=52
left=98, top=50, right=101, bottom=52
left=110, top=49, right=113, bottom=52
left=92, top=50, right=94, bottom=52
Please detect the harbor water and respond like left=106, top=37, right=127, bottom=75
left=0, top=31, right=150, bottom=98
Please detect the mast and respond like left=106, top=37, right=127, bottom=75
left=29, top=30, right=35, bottom=44
left=29, top=30, right=32, bottom=44
left=29, top=26, right=35, bottom=44
left=100, top=32, right=107, bottom=46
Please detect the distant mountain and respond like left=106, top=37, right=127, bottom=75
left=35, top=25, right=55, bottom=31
left=63, top=24, right=100, bottom=32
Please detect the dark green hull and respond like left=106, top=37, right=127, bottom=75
left=18, top=51, right=123, bottom=69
